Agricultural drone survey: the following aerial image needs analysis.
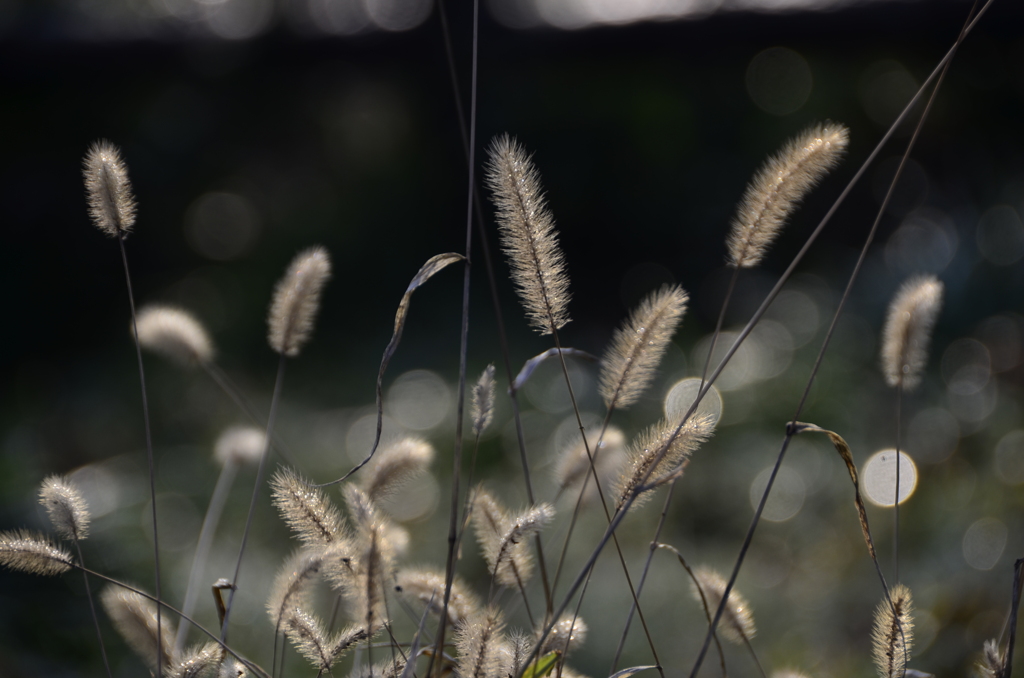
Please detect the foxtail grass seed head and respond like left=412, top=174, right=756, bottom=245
left=881, top=276, right=943, bottom=391
left=213, top=425, right=266, bottom=467
left=101, top=586, right=176, bottom=670
left=0, top=529, right=74, bottom=576
left=553, top=427, right=626, bottom=501
left=538, top=615, right=588, bottom=657
left=872, top=584, right=914, bottom=678
left=395, top=568, right=481, bottom=626
left=360, top=437, right=435, bottom=503
left=271, top=468, right=344, bottom=546
left=472, top=364, right=497, bottom=437
left=170, top=643, right=221, bottom=678
left=39, top=475, right=90, bottom=542
left=615, top=415, right=714, bottom=511
left=283, top=607, right=334, bottom=671
left=83, top=140, right=136, bottom=238
left=728, top=122, right=849, bottom=268
left=477, top=499, right=554, bottom=589
left=690, top=566, right=756, bottom=645
left=979, top=639, right=1002, bottom=678
left=266, top=549, right=324, bottom=629
left=504, top=632, right=534, bottom=678
left=268, top=246, right=332, bottom=357
left=599, top=285, right=688, bottom=409
left=485, top=134, right=571, bottom=335
left=456, top=607, right=507, bottom=678
left=136, top=306, right=214, bottom=367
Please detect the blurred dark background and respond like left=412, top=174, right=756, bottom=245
left=1, top=0, right=1024, bottom=676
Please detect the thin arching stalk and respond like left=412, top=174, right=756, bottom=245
left=118, top=235, right=163, bottom=678
left=221, top=354, right=288, bottom=642
left=895, top=383, right=902, bottom=583
left=175, top=458, right=239, bottom=655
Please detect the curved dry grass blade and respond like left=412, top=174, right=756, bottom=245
left=510, top=348, right=597, bottom=393
left=485, top=134, right=571, bottom=335
left=320, top=252, right=464, bottom=486
left=599, top=285, right=688, bottom=410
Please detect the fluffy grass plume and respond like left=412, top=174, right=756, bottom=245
left=553, top=426, right=626, bottom=500
left=268, top=246, right=332, bottom=357
left=472, top=364, right=497, bottom=437
left=213, top=425, right=266, bottom=467
left=485, top=134, right=571, bottom=335
left=83, top=140, right=136, bottom=238
left=472, top=489, right=554, bottom=588
left=101, top=586, right=176, bottom=670
left=271, top=468, right=345, bottom=546
left=881, top=275, right=943, bottom=391
left=395, top=567, right=481, bottom=625
left=456, top=607, right=507, bottom=678
left=728, top=122, right=849, bottom=268
left=978, top=639, right=1002, bottom=678
left=266, top=549, right=324, bottom=629
left=538, top=614, right=588, bottom=657
left=690, top=566, right=756, bottom=645
left=169, top=643, right=221, bottom=678
left=283, top=606, right=367, bottom=672
left=599, top=285, right=689, bottom=409
left=39, top=475, right=90, bottom=542
left=136, top=306, right=214, bottom=367
left=615, top=415, right=714, bottom=511
left=0, top=529, right=74, bottom=576
left=872, top=584, right=914, bottom=678
left=360, top=437, right=435, bottom=503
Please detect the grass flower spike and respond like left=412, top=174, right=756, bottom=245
left=136, top=306, right=214, bottom=367
left=39, top=475, right=90, bottom=542
left=0, top=529, right=74, bottom=576
left=871, top=584, right=914, bottom=678
left=101, top=586, right=176, bottom=670
left=268, top=246, right=332, bottom=357
left=728, top=122, right=848, bottom=268
left=881, top=275, right=943, bottom=391
left=690, top=566, right=755, bottom=645
left=485, top=135, right=571, bottom=335
left=599, top=285, right=688, bottom=409
left=615, top=416, right=714, bottom=511
left=83, top=140, right=137, bottom=238
left=271, top=468, right=345, bottom=546
left=472, top=364, right=496, bottom=437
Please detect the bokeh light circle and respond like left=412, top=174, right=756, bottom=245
left=664, top=377, right=722, bottom=427
left=863, top=449, right=917, bottom=507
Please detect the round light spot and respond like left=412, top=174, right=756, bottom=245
left=977, top=205, right=1024, bottom=266
left=962, top=517, right=1007, bottom=571
left=862, top=450, right=917, bottom=507
left=184, top=192, right=261, bottom=261
left=745, top=47, right=813, bottom=116
left=749, top=466, right=806, bottom=522
left=387, top=370, right=451, bottom=431
left=365, top=0, right=432, bottom=31
left=692, top=331, right=756, bottom=392
left=884, top=208, right=958, bottom=275
left=995, top=430, right=1024, bottom=485
left=664, top=378, right=723, bottom=427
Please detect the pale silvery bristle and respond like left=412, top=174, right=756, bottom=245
left=455, top=607, right=507, bottom=678
left=39, top=475, right=91, bottom=542
left=475, top=494, right=554, bottom=589
left=266, top=549, right=324, bottom=629
left=213, top=426, right=266, bottom=467
left=283, top=607, right=333, bottom=671
left=101, top=586, right=177, bottom=670
left=0, top=529, right=74, bottom=576
left=599, top=285, right=689, bottom=410
left=979, top=639, right=1003, bottom=678
left=485, top=134, right=571, bottom=335
left=553, top=427, right=626, bottom=502
left=394, top=567, right=481, bottom=626
left=360, top=437, right=435, bottom=503
left=351, top=659, right=405, bottom=678
left=136, top=306, right=214, bottom=367
left=170, top=643, right=221, bottom=678
left=614, top=415, right=714, bottom=512
left=471, top=364, right=497, bottom=437
left=267, top=246, right=332, bottom=357
left=270, top=468, right=345, bottom=546
left=728, top=122, right=849, bottom=268
left=503, top=632, right=533, bottom=678
left=690, top=566, right=756, bottom=645
left=881, top=275, right=943, bottom=391
left=83, top=140, right=137, bottom=238
left=872, top=584, right=914, bottom=678
left=538, top=614, right=588, bottom=657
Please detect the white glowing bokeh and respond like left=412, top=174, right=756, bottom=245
left=995, top=430, right=1024, bottom=485
left=749, top=466, right=806, bottom=522
left=765, top=289, right=820, bottom=347
left=388, top=370, right=451, bottom=431
left=69, top=463, right=122, bottom=519
left=862, top=450, right=917, bottom=507
left=963, top=517, right=1007, bottom=571
left=745, top=47, right=812, bottom=116
left=365, top=0, right=432, bottom=31
left=663, top=377, right=722, bottom=427
left=185, top=191, right=261, bottom=261
left=692, top=331, right=754, bottom=391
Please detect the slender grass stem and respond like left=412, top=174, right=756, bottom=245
left=175, top=458, right=238, bottom=655
left=118, top=235, right=162, bottom=678
left=895, top=384, right=902, bottom=584
left=221, top=354, right=288, bottom=642
left=74, top=540, right=113, bottom=678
